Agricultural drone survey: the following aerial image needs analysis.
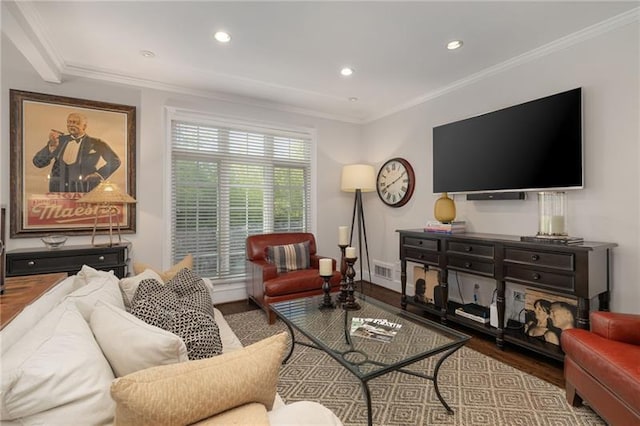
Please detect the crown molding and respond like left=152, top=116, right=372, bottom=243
left=367, top=7, right=640, bottom=123
left=1, top=1, right=62, bottom=83
left=62, top=62, right=364, bottom=124
left=7, top=1, right=364, bottom=124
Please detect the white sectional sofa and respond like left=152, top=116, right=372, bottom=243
left=0, top=266, right=342, bottom=425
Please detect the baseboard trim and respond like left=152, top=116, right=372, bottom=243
left=211, top=282, right=247, bottom=304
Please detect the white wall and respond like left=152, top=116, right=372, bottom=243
left=1, top=34, right=361, bottom=302
left=361, top=22, right=639, bottom=314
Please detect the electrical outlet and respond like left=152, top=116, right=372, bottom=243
left=513, top=290, right=525, bottom=303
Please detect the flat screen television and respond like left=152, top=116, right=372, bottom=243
left=432, top=88, right=583, bottom=195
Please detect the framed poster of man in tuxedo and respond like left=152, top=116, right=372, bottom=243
left=9, top=90, right=136, bottom=237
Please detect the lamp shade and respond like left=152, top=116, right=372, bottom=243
left=341, top=164, right=376, bottom=193
left=77, top=181, right=137, bottom=204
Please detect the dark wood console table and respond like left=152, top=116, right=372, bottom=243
left=397, top=229, right=616, bottom=360
left=6, top=244, right=130, bottom=279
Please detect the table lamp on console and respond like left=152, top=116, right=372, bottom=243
left=77, top=181, right=136, bottom=247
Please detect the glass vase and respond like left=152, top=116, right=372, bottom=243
left=537, top=192, right=567, bottom=236
left=434, top=192, right=456, bottom=223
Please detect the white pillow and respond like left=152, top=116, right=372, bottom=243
left=90, top=301, right=189, bottom=377
left=65, top=268, right=124, bottom=321
left=73, top=264, right=119, bottom=287
left=119, top=268, right=163, bottom=306
left=0, top=302, right=115, bottom=424
left=0, top=276, right=78, bottom=355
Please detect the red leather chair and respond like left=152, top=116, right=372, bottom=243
left=245, top=233, right=342, bottom=324
left=561, top=311, right=640, bottom=425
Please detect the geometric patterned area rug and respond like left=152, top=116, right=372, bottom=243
left=225, top=310, right=604, bottom=426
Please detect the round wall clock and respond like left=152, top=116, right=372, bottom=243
left=376, top=157, right=415, bottom=207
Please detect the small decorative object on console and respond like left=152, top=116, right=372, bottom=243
left=537, top=191, right=567, bottom=236
left=433, top=193, right=456, bottom=223
left=41, top=235, right=67, bottom=249
left=424, top=220, right=466, bottom=234
left=520, top=235, right=584, bottom=245
left=526, top=191, right=582, bottom=244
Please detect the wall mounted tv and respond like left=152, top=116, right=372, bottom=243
left=432, top=88, right=583, bottom=195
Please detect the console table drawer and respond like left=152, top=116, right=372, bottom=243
left=447, top=241, right=494, bottom=258
left=6, top=244, right=130, bottom=278
left=448, top=257, right=494, bottom=276
left=404, top=237, right=439, bottom=251
left=10, top=253, right=120, bottom=273
left=405, top=248, right=439, bottom=265
left=504, top=248, right=574, bottom=271
left=505, top=265, right=575, bottom=292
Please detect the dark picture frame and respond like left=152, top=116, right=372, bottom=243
left=9, top=90, right=136, bottom=237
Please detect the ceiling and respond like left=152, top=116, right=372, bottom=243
left=3, top=1, right=638, bottom=123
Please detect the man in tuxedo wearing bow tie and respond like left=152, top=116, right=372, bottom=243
left=33, top=112, right=121, bottom=192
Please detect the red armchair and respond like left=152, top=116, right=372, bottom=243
left=561, top=311, right=640, bottom=425
left=245, top=233, right=342, bottom=324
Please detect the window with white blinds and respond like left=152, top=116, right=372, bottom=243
left=171, top=118, right=312, bottom=283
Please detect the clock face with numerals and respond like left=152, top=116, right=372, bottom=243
left=376, top=158, right=415, bottom=207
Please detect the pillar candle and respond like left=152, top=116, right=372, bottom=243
left=319, top=258, right=332, bottom=276
left=338, top=226, right=349, bottom=245
left=345, top=246, right=356, bottom=258
left=549, top=215, right=565, bottom=235
left=539, top=215, right=551, bottom=235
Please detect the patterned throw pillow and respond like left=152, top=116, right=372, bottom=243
left=266, top=241, right=311, bottom=273
left=130, top=268, right=223, bottom=360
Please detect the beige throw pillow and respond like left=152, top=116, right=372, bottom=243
left=191, top=403, right=269, bottom=425
left=133, top=254, right=193, bottom=282
left=110, top=332, right=287, bottom=426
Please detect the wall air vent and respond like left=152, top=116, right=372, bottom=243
left=373, top=260, right=394, bottom=280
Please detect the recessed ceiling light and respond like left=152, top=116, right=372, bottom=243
left=447, top=40, right=463, bottom=50
left=140, top=50, right=156, bottom=58
left=348, top=97, right=358, bottom=102
left=214, top=31, right=231, bottom=43
left=340, top=67, right=354, bottom=77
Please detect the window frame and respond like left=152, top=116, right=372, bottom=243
left=164, top=107, right=317, bottom=286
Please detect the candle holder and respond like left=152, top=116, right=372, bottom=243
left=318, top=274, right=336, bottom=309
left=342, top=256, right=361, bottom=311
left=337, top=244, right=348, bottom=303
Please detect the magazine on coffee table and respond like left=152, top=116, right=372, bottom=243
left=350, top=317, right=402, bottom=343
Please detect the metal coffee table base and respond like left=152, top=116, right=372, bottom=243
left=281, top=321, right=465, bottom=426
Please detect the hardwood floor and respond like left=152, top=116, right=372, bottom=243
left=217, top=282, right=565, bottom=388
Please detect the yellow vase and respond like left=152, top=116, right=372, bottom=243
left=434, top=192, right=456, bottom=223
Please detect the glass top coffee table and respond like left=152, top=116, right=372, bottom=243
left=271, top=293, right=470, bottom=426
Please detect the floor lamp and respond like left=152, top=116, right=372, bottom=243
left=77, top=181, right=137, bottom=247
left=341, top=164, right=376, bottom=287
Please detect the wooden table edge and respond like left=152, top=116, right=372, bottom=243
left=1, top=272, right=69, bottom=330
